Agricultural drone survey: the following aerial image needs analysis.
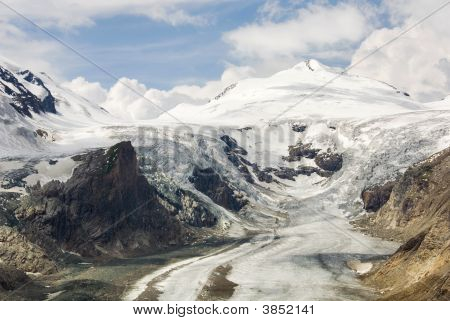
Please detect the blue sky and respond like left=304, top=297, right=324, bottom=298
left=5, top=0, right=381, bottom=89
left=26, top=1, right=264, bottom=89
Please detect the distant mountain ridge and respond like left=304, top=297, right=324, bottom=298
left=0, top=58, right=116, bottom=156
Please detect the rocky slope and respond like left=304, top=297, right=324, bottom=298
left=0, top=263, right=29, bottom=291
left=0, top=140, right=223, bottom=283
left=16, top=141, right=189, bottom=257
left=356, top=147, right=450, bottom=300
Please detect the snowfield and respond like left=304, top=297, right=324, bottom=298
left=1, top=58, right=450, bottom=300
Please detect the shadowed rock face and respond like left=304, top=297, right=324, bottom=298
left=357, top=147, right=450, bottom=300
left=220, top=135, right=248, bottom=156
left=361, top=182, right=395, bottom=212
left=189, top=166, right=247, bottom=212
left=314, top=151, right=343, bottom=172
left=17, top=141, right=185, bottom=257
left=0, top=263, right=29, bottom=291
left=221, top=135, right=254, bottom=183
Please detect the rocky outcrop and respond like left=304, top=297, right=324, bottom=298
left=0, top=192, right=20, bottom=227
left=0, top=263, right=30, bottom=291
left=252, top=165, right=274, bottom=183
left=227, top=153, right=254, bottom=183
left=314, top=150, right=343, bottom=172
left=283, top=142, right=320, bottom=162
left=220, top=134, right=337, bottom=184
left=272, top=167, right=298, bottom=181
left=291, top=123, right=307, bottom=133
left=177, top=192, right=218, bottom=227
left=0, top=225, right=57, bottom=274
left=220, top=135, right=248, bottom=156
left=356, top=147, right=450, bottom=300
left=296, top=166, right=333, bottom=178
left=16, top=141, right=186, bottom=257
left=189, top=166, right=247, bottom=212
left=221, top=135, right=254, bottom=183
left=361, top=182, right=395, bottom=212
left=256, top=165, right=331, bottom=181
left=220, top=133, right=278, bottom=184
left=282, top=141, right=342, bottom=176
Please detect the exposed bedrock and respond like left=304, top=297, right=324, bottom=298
left=283, top=142, right=320, bottom=161
left=314, top=150, right=343, bottom=172
left=361, top=182, right=395, bottom=212
left=0, top=225, right=57, bottom=274
left=356, top=147, right=450, bottom=300
left=220, top=135, right=248, bottom=156
left=0, top=263, right=30, bottom=291
left=189, top=166, right=248, bottom=212
left=220, top=133, right=340, bottom=184
left=221, top=135, right=254, bottom=183
left=15, top=141, right=187, bottom=257
left=283, top=141, right=343, bottom=174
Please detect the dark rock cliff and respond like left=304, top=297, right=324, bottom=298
left=16, top=141, right=186, bottom=257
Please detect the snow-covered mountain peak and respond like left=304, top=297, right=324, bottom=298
left=161, top=60, right=425, bottom=126
left=292, top=59, right=325, bottom=72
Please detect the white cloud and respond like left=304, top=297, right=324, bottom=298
left=224, top=2, right=375, bottom=63
left=0, top=0, right=222, bottom=29
left=62, top=77, right=108, bottom=105
left=0, top=21, right=65, bottom=78
left=65, top=65, right=256, bottom=120
left=350, top=0, right=450, bottom=101
left=0, top=0, right=229, bottom=81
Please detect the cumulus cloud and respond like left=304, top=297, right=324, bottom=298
left=224, top=2, right=375, bottom=64
left=65, top=65, right=256, bottom=120
left=62, top=77, right=108, bottom=105
left=350, top=0, right=450, bottom=101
